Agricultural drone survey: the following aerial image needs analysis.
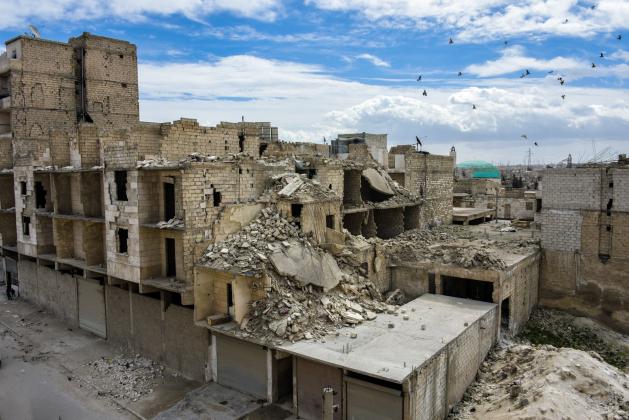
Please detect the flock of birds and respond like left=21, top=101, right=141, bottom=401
left=414, top=6, right=623, bottom=149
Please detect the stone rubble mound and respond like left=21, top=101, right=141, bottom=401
left=451, top=343, right=629, bottom=419
left=202, top=207, right=397, bottom=342
left=240, top=271, right=396, bottom=344
left=202, top=207, right=308, bottom=276
left=85, top=354, right=164, bottom=402
left=375, top=227, right=509, bottom=270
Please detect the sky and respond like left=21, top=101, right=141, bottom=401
left=1, top=1, right=628, bottom=165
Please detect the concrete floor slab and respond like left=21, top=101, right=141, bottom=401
left=279, top=294, right=495, bottom=383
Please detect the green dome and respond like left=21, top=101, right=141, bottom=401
left=456, top=160, right=501, bottom=179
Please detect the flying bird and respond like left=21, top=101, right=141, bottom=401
left=458, top=71, right=463, bottom=77
left=416, top=136, right=422, bottom=147
left=561, top=94, right=566, bottom=100
left=525, top=69, right=530, bottom=75
left=504, top=40, right=508, bottom=45
left=563, top=18, right=569, bottom=24
left=417, top=75, right=422, bottom=82
left=617, top=34, right=622, bottom=40
left=422, top=89, right=428, bottom=96
left=600, top=52, right=604, bottom=58
left=591, top=4, right=596, bottom=10
left=558, top=77, right=565, bottom=85
left=534, top=142, right=539, bottom=146
left=591, top=62, right=596, bottom=68
left=521, top=134, right=528, bottom=139
left=472, top=104, right=477, bottom=110
left=548, top=70, right=555, bottom=74
left=449, top=37, right=454, bottom=44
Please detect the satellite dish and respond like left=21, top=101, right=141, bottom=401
left=29, top=25, right=41, bottom=39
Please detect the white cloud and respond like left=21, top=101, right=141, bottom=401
left=0, top=0, right=282, bottom=29
left=306, top=0, right=629, bottom=41
left=355, top=53, right=390, bottom=67
left=465, top=45, right=584, bottom=77
left=609, top=49, right=629, bottom=62
left=465, top=45, right=629, bottom=81
left=138, top=55, right=629, bottom=163
left=198, top=25, right=385, bottom=48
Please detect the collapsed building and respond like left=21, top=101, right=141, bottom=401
left=0, top=32, right=576, bottom=420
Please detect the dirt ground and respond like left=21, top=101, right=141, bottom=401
left=0, top=294, right=248, bottom=420
left=0, top=293, right=298, bottom=420
left=451, top=308, right=629, bottom=420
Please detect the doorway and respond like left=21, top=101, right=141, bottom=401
left=442, top=276, right=494, bottom=303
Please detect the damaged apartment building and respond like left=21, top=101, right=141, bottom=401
left=0, top=33, right=544, bottom=420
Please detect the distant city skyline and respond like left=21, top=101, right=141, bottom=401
left=2, top=0, right=628, bottom=163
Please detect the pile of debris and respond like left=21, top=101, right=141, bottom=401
left=450, top=343, right=629, bottom=419
left=203, top=207, right=398, bottom=342
left=267, top=172, right=339, bottom=201
left=202, top=207, right=308, bottom=276
left=155, top=217, right=184, bottom=229
left=376, top=227, right=508, bottom=270
left=85, top=354, right=164, bottom=402
left=239, top=271, right=396, bottom=344
left=519, top=307, right=629, bottom=370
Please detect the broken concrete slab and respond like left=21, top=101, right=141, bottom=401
left=270, top=242, right=342, bottom=291
left=361, top=168, right=394, bottom=196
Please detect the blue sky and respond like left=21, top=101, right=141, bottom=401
left=1, top=0, right=629, bottom=164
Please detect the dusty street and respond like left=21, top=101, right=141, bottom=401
left=0, top=294, right=199, bottom=420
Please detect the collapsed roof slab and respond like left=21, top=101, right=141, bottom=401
left=361, top=168, right=394, bottom=196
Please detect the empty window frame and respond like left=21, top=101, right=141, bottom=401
left=163, top=182, right=176, bottom=220
left=117, top=228, right=128, bottom=254
left=165, top=238, right=176, bottom=277
left=34, top=181, right=46, bottom=209
left=114, top=171, right=128, bottom=201
left=22, top=215, right=31, bottom=236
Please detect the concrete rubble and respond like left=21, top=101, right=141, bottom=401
left=373, top=225, right=536, bottom=270
left=240, top=271, right=395, bottom=344
left=202, top=207, right=398, bottom=343
left=155, top=217, right=184, bottom=229
left=202, top=207, right=309, bottom=277
left=84, top=354, right=164, bottom=402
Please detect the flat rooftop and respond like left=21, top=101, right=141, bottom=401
left=278, top=294, right=495, bottom=384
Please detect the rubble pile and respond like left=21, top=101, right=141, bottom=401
left=265, top=172, right=339, bottom=201
left=519, top=307, right=629, bottom=370
left=85, top=354, right=164, bottom=402
left=203, top=207, right=398, bottom=342
left=375, top=227, right=507, bottom=270
left=156, top=217, right=184, bottom=229
left=450, top=343, right=629, bottom=419
left=202, top=207, right=308, bottom=276
left=239, top=271, right=396, bottom=344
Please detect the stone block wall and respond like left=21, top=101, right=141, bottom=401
left=405, top=153, right=454, bottom=225
left=539, top=166, right=629, bottom=333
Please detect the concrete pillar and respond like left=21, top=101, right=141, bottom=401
left=210, top=334, right=217, bottom=382
left=435, top=272, right=443, bottom=295
left=322, top=387, right=334, bottom=420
